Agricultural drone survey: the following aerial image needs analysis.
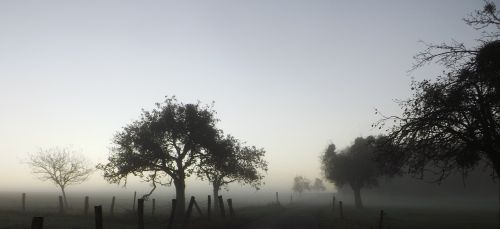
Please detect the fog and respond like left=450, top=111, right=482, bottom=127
left=0, top=1, right=497, bottom=228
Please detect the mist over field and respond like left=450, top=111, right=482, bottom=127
left=1, top=0, right=499, bottom=228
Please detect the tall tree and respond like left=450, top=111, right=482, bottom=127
left=374, top=1, right=500, bottom=226
left=28, top=147, right=93, bottom=208
left=97, top=97, right=219, bottom=225
left=321, top=136, right=387, bottom=209
left=198, top=135, right=267, bottom=211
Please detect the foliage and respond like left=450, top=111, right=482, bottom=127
left=198, top=134, right=268, bottom=192
left=321, top=136, right=383, bottom=190
left=374, top=1, right=500, bottom=183
left=96, top=96, right=220, bottom=223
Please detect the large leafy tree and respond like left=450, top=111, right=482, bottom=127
left=97, top=97, right=219, bottom=225
left=374, top=1, right=500, bottom=226
left=198, top=135, right=267, bottom=211
left=321, top=136, right=387, bottom=209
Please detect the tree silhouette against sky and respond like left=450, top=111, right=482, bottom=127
left=375, top=1, right=500, bottom=226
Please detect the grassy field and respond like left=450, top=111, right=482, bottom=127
left=0, top=199, right=495, bottom=228
left=0, top=204, right=285, bottom=229
left=318, top=204, right=497, bottom=229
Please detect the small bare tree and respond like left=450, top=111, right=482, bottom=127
left=28, top=147, right=93, bottom=208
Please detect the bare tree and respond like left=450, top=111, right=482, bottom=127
left=28, top=147, right=93, bottom=208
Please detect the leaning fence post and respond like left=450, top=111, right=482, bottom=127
left=138, top=198, right=144, bottom=229
left=152, top=198, right=156, bottom=216
left=227, top=198, right=235, bottom=217
left=207, top=195, right=211, bottom=220
left=193, top=198, right=203, bottom=217
left=58, top=196, right=64, bottom=214
left=218, top=196, right=226, bottom=217
left=84, top=196, right=89, bottom=216
left=167, top=199, right=177, bottom=229
left=378, top=210, right=384, bottom=229
left=183, top=196, right=195, bottom=228
left=31, top=217, right=43, bottom=229
left=132, top=191, right=137, bottom=212
left=22, top=193, right=26, bottom=213
left=339, top=201, right=343, bottom=219
left=110, top=196, right=115, bottom=216
left=94, top=205, right=103, bottom=229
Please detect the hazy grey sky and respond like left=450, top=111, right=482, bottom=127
left=0, top=1, right=485, bottom=195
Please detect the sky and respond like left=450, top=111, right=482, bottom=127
left=0, top=1, right=487, bottom=197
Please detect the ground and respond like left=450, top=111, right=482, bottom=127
left=0, top=202, right=496, bottom=228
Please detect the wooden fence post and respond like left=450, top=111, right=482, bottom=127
left=84, top=196, right=89, bottom=216
left=167, top=199, right=177, bottom=229
left=94, top=205, right=103, bottom=229
left=339, top=201, right=343, bottom=219
left=227, top=198, right=235, bottom=217
left=207, top=195, right=211, bottom=220
left=138, top=198, right=144, bottom=229
left=110, top=196, right=115, bottom=216
left=183, top=196, right=195, bottom=228
left=31, top=217, right=43, bottom=229
left=58, top=196, right=64, bottom=214
left=22, top=193, right=26, bottom=213
left=132, top=191, right=137, bottom=212
left=218, top=196, right=225, bottom=217
left=152, top=198, right=156, bottom=216
left=378, top=210, right=384, bottom=229
left=290, top=194, right=293, bottom=204
left=332, top=195, right=336, bottom=213
left=275, top=192, right=280, bottom=205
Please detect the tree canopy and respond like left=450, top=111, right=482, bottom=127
left=321, top=136, right=388, bottom=208
left=198, top=134, right=267, bottom=210
left=375, top=1, right=500, bottom=183
left=97, top=96, right=220, bottom=224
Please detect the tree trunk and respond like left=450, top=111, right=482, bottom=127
left=212, top=185, right=220, bottom=212
left=60, top=186, right=69, bottom=209
left=352, top=187, right=363, bottom=209
left=173, top=179, right=186, bottom=226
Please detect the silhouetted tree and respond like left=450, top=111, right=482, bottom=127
left=292, top=176, right=310, bottom=197
left=97, top=97, right=219, bottom=225
left=28, top=147, right=93, bottom=208
left=311, top=178, right=326, bottom=192
left=374, top=1, right=500, bottom=226
left=198, top=134, right=267, bottom=211
left=321, top=136, right=389, bottom=209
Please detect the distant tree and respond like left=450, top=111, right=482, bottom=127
left=28, top=147, right=93, bottom=208
left=321, top=136, right=389, bottom=209
left=97, top=97, right=219, bottom=225
left=373, top=1, right=500, bottom=226
left=292, top=176, right=310, bottom=197
left=198, top=135, right=268, bottom=211
left=311, top=178, right=326, bottom=192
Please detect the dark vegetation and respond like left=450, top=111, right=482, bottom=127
left=321, top=136, right=393, bottom=209
left=96, top=96, right=268, bottom=227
